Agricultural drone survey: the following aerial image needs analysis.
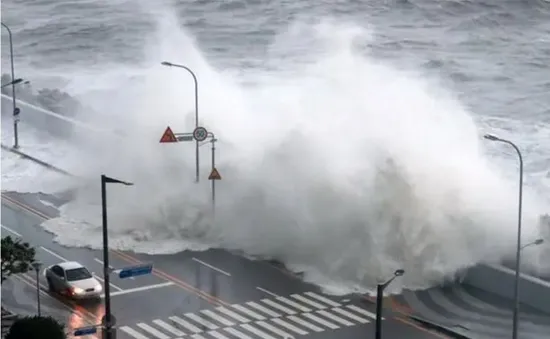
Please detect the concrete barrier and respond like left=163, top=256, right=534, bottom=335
left=1, top=94, right=110, bottom=140
left=0, top=144, right=74, bottom=177
left=2, top=94, right=77, bottom=139
left=462, top=263, right=550, bottom=314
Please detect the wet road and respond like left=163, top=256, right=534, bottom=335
left=1, top=191, right=444, bottom=339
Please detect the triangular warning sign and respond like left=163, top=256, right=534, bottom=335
left=160, top=126, right=178, bottom=143
left=208, top=168, right=222, bottom=180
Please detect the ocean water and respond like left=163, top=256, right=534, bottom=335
left=1, top=0, right=549, bottom=294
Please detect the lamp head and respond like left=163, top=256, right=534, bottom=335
left=534, top=239, right=544, bottom=246
left=484, top=134, right=499, bottom=141
left=394, top=269, right=405, bottom=277
left=31, top=261, right=42, bottom=270
left=161, top=61, right=172, bottom=66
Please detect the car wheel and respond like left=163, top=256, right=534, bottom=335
left=46, top=277, right=54, bottom=292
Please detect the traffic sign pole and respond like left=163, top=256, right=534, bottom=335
left=211, top=136, right=216, bottom=211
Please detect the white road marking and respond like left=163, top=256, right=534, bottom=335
left=92, top=274, right=123, bottom=291
left=271, top=318, right=309, bottom=335
left=103, top=282, right=173, bottom=297
left=346, top=304, right=379, bottom=320
left=246, top=301, right=281, bottom=318
left=137, top=323, right=170, bottom=339
left=120, top=326, right=150, bottom=339
left=290, top=294, right=327, bottom=309
left=256, top=320, right=295, bottom=338
left=1, top=224, right=21, bottom=236
left=169, top=316, right=202, bottom=333
left=304, top=292, right=341, bottom=307
left=93, top=258, right=115, bottom=270
left=240, top=324, right=277, bottom=339
left=208, top=330, right=231, bottom=339
left=232, top=304, right=266, bottom=320
left=191, top=334, right=207, bottom=339
left=261, top=299, right=297, bottom=315
left=332, top=307, right=370, bottom=323
left=185, top=313, right=219, bottom=330
left=316, top=310, right=354, bottom=326
left=302, top=313, right=339, bottom=329
left=276, top=296, right=311, bottom=312
left=153, top=319, right=186, bottom=336
left=192, top=258, right=231, bottom=276
left=224, top=327, right=253, bottom=339
left=40, top=246, right=67, bottom=261
left=216, top=306, right=251, bottom=323
left=200, top=310, right=235, bottom=326
left=287, top=315, right=324, bottom=332
left=256, top=287, right=279, bottom=298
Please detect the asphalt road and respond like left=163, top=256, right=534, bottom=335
left=1, top=191, right=444, bottom=339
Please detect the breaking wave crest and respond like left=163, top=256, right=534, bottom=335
left=5, top=11, right=549, bottom=294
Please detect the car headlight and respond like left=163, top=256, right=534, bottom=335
left=72, top=287, right=84, bottom=294
left=95, top=284, right=103, bottom=292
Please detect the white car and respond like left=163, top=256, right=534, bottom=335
left=45, top=261, right=103, bottom=300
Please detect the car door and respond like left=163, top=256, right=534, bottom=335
left=50, top=265, right=67, bottom=291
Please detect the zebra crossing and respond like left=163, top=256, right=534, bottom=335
left=118, top=292, right=380, bottom=339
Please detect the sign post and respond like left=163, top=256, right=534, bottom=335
left=159, top=126, right=222, bottom=210
left=208, top=136, right=221, bottom=211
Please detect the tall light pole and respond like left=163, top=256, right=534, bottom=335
left=161, top=61, right=200, bottom=183
left=101, top=174, right=133, bottom=339
left=31, top=261, right=42, bottom=316
left=1, top=22, right=20, bottom=149
left=375, top=269, right=405, bottom=339
left=484, top=133, right=523, bottom=339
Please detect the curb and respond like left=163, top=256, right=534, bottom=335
left=408, top=315, right=473, bottom=339
left=1, top=144, right=74, bottom=177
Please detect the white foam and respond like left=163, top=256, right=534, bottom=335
left=3, top=9, right=550, bottom=293
left=1, top=129, right=76, bottom=194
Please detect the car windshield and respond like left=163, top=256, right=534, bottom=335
left=65, top=267, right=92, bottom=281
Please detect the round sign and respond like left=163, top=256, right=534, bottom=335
left=193, top=126, right=208, bottom=142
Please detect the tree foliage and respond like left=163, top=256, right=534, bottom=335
left=6, top=315, right=66, bottom=339
left=1, top=236, right=36, bottom=283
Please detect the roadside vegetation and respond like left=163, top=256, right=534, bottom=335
left=1, top=236, right=66, bottom=338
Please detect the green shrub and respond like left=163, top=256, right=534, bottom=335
left=6, top=315, right=66, bottom=339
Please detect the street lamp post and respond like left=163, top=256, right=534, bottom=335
left=1, top=22, right=21, bottom=149
left=161, top=61, right=200, bottom=183
left=484, top=133, right=524, bottom=339
left=375, top=269, right=405, bottom=339
left=101, top=174, right=133, bottom=339
left=31, top=262, right=42, bottom=316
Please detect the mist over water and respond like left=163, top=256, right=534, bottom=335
left=5, top=9, right=549, bottom=294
